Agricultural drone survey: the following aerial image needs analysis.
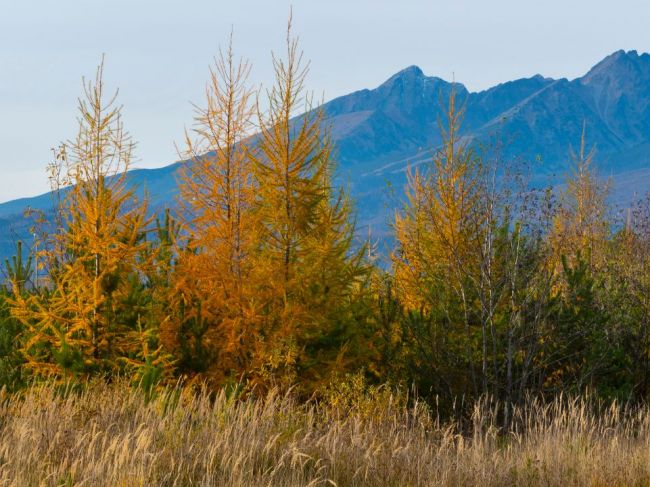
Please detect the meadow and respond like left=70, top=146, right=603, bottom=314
left=0, top=380, right=648, bottom=486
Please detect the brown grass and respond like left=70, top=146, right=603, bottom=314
left=0, top=381, right=648, bottom=486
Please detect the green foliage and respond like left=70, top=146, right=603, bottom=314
left=4, top=241, right=33, bottom=294
left=0, top=293, right=24, bottom=391
left=0, top=242, right=32, bottom=391
left=174, top=299, right=212, bottom=375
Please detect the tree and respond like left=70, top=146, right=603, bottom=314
left=9, top=59, right=152, bottom=378
left=250, top=20, right=367, bottom=391
left=393, top=89, right=484, bottom=399
left=0, top=241, right=33, bottom=390
left=549, top=128, right=609, bottom=275
left=168, top=36, right=258, bottom=385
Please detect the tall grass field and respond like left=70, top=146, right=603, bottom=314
left=0, top=381, right=648, bottom=486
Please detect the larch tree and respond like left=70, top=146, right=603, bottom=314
left=549, top=128, right=610, bottom=274
left=9, top=59, right=152, bottom=378
left=251, top=20, right=366, bottom=390
left=394, top=91, right=481, bottom=313
left=393, top=89, right=484, bottom=397
left=170, top=37, right=258, bottom=384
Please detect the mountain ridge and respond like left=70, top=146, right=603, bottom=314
left=2, top=50, right=650, bottom=257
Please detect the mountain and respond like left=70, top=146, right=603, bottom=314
left=2, top=50, right=650, bottom=259
left=322, top=50, right=650, bottom=229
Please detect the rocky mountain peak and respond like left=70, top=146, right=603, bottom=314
left=575, top=50, right=650, bottom=143
left=580, top=50, right=650, bottom=87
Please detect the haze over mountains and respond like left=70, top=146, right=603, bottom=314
left=1, top=49, right=650, bottom=259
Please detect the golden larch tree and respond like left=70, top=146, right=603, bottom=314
left=251, top=21, right=366, bottom=390
left=393, top=89, right=486, bottom=396
left=549, top=127, right=609, bottom=275
left=9, top=59, right=151, bottom=377
left=394, top=90, right=481, bottom=314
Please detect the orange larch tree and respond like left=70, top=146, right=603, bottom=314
left=170, top=37, right=258, bottom=384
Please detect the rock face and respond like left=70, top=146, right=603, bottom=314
left=2, top=50, right=650, bottom=257
left=328, top=50, right=650, bottom=175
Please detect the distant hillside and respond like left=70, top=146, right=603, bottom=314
left=3, top=50, right=650, bottom=260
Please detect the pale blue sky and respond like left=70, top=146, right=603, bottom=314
left=1, top=0, right=649, bottom=201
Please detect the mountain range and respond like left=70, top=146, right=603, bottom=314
left=2, top=49, right=650, bottom=259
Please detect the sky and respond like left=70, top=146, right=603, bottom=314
left=1, top=0, right=649, bottom=202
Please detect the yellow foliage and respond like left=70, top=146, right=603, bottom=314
left=249, top=22, right=366, bottom=390
left=393, top=89, right=482, bottom=313
left=9, top=58, right=150, bottom=377
left=548, top=127, right=609, bottom=279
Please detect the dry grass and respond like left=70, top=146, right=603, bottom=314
left=0, top=381, right=648, bottom=486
